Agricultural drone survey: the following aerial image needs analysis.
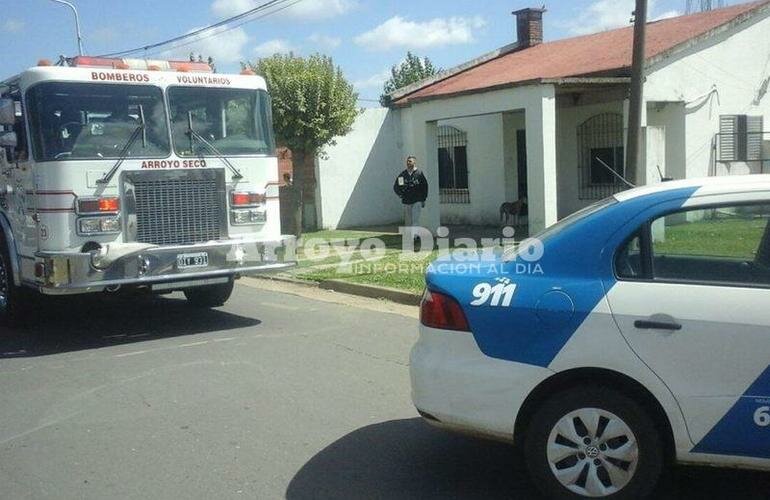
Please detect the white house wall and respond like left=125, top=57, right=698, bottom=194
left=645, top=9, right=770, bottom=179
left=399, top=84, right=559, bottom=233
left=438, top=115, right=506, bottom=225
left=646, top=102, right=687, bottom=181
left=315, top=108, right=404, bottom=229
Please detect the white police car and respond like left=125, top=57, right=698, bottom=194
left=411, top=176, right=770, bottom=498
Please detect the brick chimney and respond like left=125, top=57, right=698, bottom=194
left=513, top=7, right=546, bottom=48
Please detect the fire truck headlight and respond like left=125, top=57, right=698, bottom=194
left=78, top=216, right=121, bottom=235
left=231, top=209, right=266, bottom=225
left=100, top=217, right=121, bottom=233
left=78, top=218, right=101, bottom=234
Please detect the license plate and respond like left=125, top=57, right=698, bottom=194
left=176, top=252, right=209, bottom=269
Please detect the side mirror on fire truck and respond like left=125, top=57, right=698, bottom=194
left=0, top=99, right=15, bottom=126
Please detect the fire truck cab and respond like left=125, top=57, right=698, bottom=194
left=0, top=56, right=296, bottom=321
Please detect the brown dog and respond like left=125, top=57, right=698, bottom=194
left=500, top=197, right=528, bottom=226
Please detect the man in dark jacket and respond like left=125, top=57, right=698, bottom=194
left=393, top=156, right=428, bottom=241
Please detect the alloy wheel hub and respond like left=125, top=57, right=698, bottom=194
left=585, top=445, right=600, bottom=459
left=546, top=407, right=639, bottom=498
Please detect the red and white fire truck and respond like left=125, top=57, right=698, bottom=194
left=0, top=56, right=296, bottom=321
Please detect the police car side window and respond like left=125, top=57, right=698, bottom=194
left=650, top=204, right=770, bottom=286
left=615, top=233, right=644, bottom=279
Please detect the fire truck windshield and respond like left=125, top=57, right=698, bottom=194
left=168, top=87, right=275, bottom=157
left=26, top=82, right=170, bottom=161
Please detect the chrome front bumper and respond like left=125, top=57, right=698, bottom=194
left=34, top=236, right=297, bottom=295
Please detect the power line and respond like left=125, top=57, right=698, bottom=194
left=98, top=0, right=303, bottom=58
left=140, top=0, right=305, bottom=59
left=99, top=0, right=292, bottom=57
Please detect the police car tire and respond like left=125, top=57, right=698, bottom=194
left=183, top=279, right=234, bottom=308
left=524, top=386, right=663, bottom=500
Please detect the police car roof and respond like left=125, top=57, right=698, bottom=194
left=614, top=175, right=770, bottom=203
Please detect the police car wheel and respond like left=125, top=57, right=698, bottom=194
left=183, top=279, right=234, bottom=308
left=524, top=386, right=663, bottom=499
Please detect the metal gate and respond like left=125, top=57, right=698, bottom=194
left=577, top=113, right=627, bottom=200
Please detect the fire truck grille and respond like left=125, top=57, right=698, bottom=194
left=128, top=170, right=226, bottom=246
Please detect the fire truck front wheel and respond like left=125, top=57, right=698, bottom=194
left=183, top=279, right=235, bottom=308
left=0, top=234, right=23, bottom=325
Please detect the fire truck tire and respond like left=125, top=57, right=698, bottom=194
left=0, top=233, right=23, bottom=325
left=183, top=279, right=234, bottom=308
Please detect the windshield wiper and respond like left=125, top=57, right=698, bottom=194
left=97, top=105, right=146, bottom=185
left=185, top=111, right=243, bottom=180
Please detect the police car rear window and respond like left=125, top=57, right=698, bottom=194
left=535, top=197, right=616, bottom=241
left=503, top=197, right=616, bottom=260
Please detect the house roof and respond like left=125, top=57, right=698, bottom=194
left=393, top=0, right=770, bottom=106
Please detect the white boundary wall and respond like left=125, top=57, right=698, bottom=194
left=315, top=108, right=404, bottom=229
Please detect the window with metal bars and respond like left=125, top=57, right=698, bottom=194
left=577, top=113, right=627, bottom=200
left=718, top=115, right=765, bottom=162
left=438, top=125, right=470, bottom=204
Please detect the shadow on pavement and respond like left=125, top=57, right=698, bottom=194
left=0, top=292, right=260, bottom=358
left=287, top=418, right=770, bottom=500
left=287, top=418, right=538, bottom=500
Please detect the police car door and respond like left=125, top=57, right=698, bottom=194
left=607, top=194, right=770, bottom=466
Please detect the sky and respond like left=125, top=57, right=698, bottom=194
left=0, top=0, right=731, bottom=104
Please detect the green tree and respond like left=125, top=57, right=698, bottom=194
left=380, top=52, right=441, bottom=106
left=248, top=54, right=359, bottom=235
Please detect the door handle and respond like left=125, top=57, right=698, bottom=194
left=634, top=319, right=682, bottom=331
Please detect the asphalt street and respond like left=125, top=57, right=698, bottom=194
left=0, top=280, right=768, bottom=500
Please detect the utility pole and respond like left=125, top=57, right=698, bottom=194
left=49, top=0, right=84, bottom=56
left=626, top=0, right=647, bottom=186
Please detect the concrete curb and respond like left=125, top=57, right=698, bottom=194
left=247, top=274, right=320, bottom=287
left=319, top=279, right=421, bottom=306
left=246, top=275, right=421, bottom=307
